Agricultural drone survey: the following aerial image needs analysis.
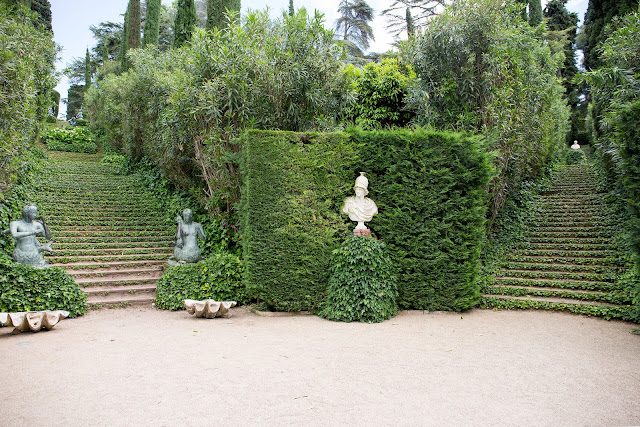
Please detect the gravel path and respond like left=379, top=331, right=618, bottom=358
left=1, top=307, right=639, bottom=426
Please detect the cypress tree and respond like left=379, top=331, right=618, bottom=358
left=528, top=0, right=542, bottom=26
left=142, top=0, right=161, bottom=47
left=120, top=0, right=141, bottom=71
left=175, top=0, right=197, bottom=46
left=118, top=8, right=129, bottom=68
left=102, top=44, right=110, bottom=64
left=84, top=48, right=91, bottom=89
left=289, top=0, right=294, bottom=17
left=406, top=7, right=414, bottom=39
left=30, top=0, right=52, bottom=32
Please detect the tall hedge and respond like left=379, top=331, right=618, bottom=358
left=240, top=129, right=493, bottom=312
left=240, top=131, right=359, bottom=311
left=354, top=129, right=493, bottom=311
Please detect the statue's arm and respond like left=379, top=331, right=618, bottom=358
left=9, top=221, right=36, bottom=238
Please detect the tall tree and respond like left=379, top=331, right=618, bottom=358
left=143, top=0, right=161, bottom=46
left=406, top=7, right=415, bottom=38
left=84, top=48, right=91, bottom=89
left=336, top=0, right=375, bottom=55
left=528, top=0, right=542, bottom=26
left=382, top=0, right=447, bottom=37
left=289, top=0, right=294, bottom=17
left=206, top=0, right=240, bottom=30
left=29, top=0, right=51, bottom=32
left=65, top=85, right=84, bottom=120
left=175, top=0, right=196, bottom=46
left=582, top=0, right=639, bottom=70
left=120, top=0, right=141, bottom=70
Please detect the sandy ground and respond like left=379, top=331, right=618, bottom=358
left=1, top=307, right=639, bottom=426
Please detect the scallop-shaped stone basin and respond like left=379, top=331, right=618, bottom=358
left=183, top=300, right=237, bottom=318
left=0, top=310, right=69, bottom=334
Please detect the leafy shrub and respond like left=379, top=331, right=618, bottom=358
left=100, top=154, right=128, bottom=174
left=566, top=149, right=585, bottom=165
left=45, top=115, right=57, bottom=123
left=42, top=127, right=97, bottom=153
left=155, top=252, right=246, bottom=310
left=319, top=236, right=398, bottom=323
left=0, top=255, right=87, bottom=317
left=74, top=118, right=88, bottom=127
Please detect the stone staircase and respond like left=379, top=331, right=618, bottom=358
left=31, top=152, right=173, bottom=307
left=482, top=163, right=633, bottom=319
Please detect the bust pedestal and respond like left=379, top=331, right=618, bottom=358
left=353, top=228, right=372, bottom=237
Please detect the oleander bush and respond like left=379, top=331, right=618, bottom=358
left=42, top=127, right=97, bottom=153
left=0, top=255, right=87, bottom=317
left=155, top=252, right=246, bottom=310
left=319, top=236, right=398, bottom=323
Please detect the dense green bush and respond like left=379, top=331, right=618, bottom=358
left=240, top=131, right=358, bottom=311
left=0, top=255, right=87, bottom=317
left=100, top=153, right=128, bottom=174
left=565, top=149, right=585, bottom=165
left=319, top=236, right=398, bottom=323
left=42, top=127, right=97, bottom=153
left=401, top=0, right=569, bottom=224
left=241, top=129, right=492, bottom=312
left=0, top=4, right=56, bottom=193
left=155, top=252, right=246, bottom=310
left=345, top=58, right=416, bottom=129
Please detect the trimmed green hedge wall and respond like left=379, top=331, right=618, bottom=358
left=240, top=131, right=359, bottom=311
left=354, top=129, right=493, bottom=311
left=240, top=129, right=492, bottom=312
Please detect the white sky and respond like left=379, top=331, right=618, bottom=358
left=51, top=0, right=589, bottom=118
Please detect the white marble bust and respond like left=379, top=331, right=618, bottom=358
left=342, top=172, right=378, bottom=230
left=571, top=140, right=581, bottom=150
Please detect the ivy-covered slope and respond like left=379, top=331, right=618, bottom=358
left=29, top=151, right=174, bottom=307
left=482, top=163, right=633, bottom=320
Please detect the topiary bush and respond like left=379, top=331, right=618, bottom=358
left=155, top=252, right=246, bottom=310
left=319, top=236, right=398, bottom=323
left=42, top=127, right=97, bottom=153
left=566, top=148, right=585, bottom=165
left=0, top=255, right=87, bottom=317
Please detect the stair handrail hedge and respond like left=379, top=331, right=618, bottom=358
left=240, top=129, right=493, bottom=312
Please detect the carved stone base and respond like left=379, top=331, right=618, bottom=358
left=353, top=228, right=372, bottom=237
left=0, top=310, right=69, bottom=334
left=183, top=300, right=237, bottom=318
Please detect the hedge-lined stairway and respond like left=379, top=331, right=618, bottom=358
left=30, top=152, right=173, bottom=307
left=482, top=163, right=632, bottom=320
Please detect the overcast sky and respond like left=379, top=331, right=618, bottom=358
left=51, top=0, right=589, bottom=118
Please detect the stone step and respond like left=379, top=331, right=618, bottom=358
left=53, top=247, right=173, bottom=257
left=49, top=253, right=171, bottom=263
left=76, top=275, right=160, bottom=287
left=67, top=266, right=163, bottom=279
left=481, top=294, right=623, bottom=308
left=495, top=268, right=615, bottom=283
left=86, top=292, right=156, bottom=307
left=52, top=259, right=166, bottom=270
left=485, top=285, right=629, bottom=305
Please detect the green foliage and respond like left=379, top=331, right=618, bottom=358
left=336, top=0, right=375, bottom=54
left=42, top=127, right=97, bottom=153
left=402, top=0, right=569, bottom=225
left=528, top=0, right=542, bottom=26
left=240, top=129, right=493, bottom=312
left=142, top=0, right=161, bottom=47
left=240, top=131, right=358, bottom=311
left=319, top=236, right=398, bottom=323
left=66, top=84, right=85, bottom=120
left=84, top=48, right=91, bottom=89
left=0, top=255, right=87, bottom=317
left=0, top=4, right=56, bottom=193
left=354, top=129, right=494, bottom=311
left=173, top=0, right=196, bottom=47
left=29, top=0, right=52, bottom=32
left=155, top=252, right=246, bottom=310
left=206, top=0, right=240, bottom=30
left=582, top=0, right=638, bottom=70
left=121, top=0, right=141, bottom=71
left=85, top=9, right=354, bottom=225
left=345, top=58, right=416, bottom=128
left=565, top=148, right=585, bottom=165
left=100, top=153, right=128, bottom=174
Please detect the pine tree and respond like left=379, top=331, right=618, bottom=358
left=206, top=0, right=240, bottom=30
left=143, top=0, right=161, bottom=47
left=289, top=0, right=294, bottom=17
left=406, top=7, right=415, bottom=39
left=84, top=48, right=91, bottom=89
left=582, top=0, right=639, bottom=70
left=528, top=0, right=542, bottom=26
left=175, top=0, right=197, bottom=46
left=336, top=0, right=375, bottom=55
